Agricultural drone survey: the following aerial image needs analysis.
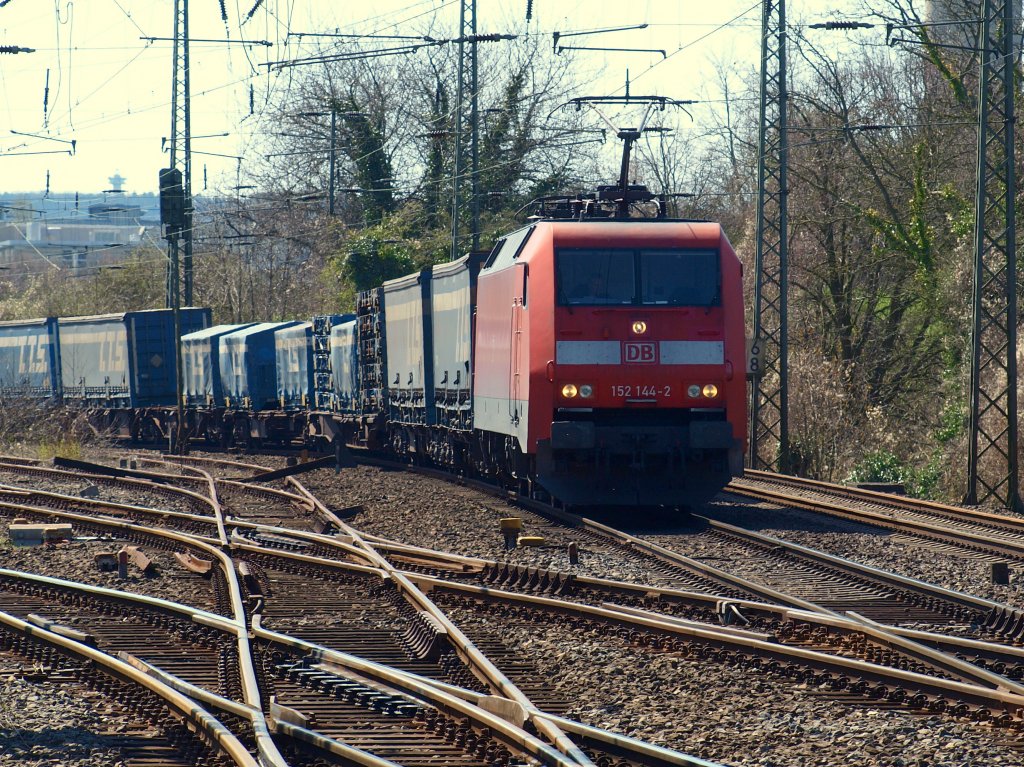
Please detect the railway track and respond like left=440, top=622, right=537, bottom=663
left=0, top=606, right=256, bottom=767
left=0, top=452, right=727, bottom=765
left=9, top=448, right=1024, bottom=763
left=729, top=470, right=1024, bottom=563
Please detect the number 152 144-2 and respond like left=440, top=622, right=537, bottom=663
left=611, top=385, right=671, bottom=398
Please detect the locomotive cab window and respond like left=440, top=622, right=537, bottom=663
left=557, top=247, right=720, bottom=306
left=640, top=249, right=719, bottom=306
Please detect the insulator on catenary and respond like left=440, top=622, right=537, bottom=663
left=809, top=21, right=874, bottom=30
left=244, top=0, right=265, bottom=22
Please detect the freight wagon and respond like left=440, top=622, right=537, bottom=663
left=0, top=317, right=61, bottom=399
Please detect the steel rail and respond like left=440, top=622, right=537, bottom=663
left=285, top=477, right=597, bottom=767
left=402, top=572, right=1024, bottom=718
left=227, top=490, right=1024, bottom=698
left=273, top=720, right=405, bottom=767
left=153, top=453, right=269, bottom=474
left=229, top=525, right=377, bottom=566
left=0, top=562, right=285, bottom=765
left=173, top=462, right=229, bottom=545
left=0, top=459, right=217, bottom=514
left=4, top=484, right=287, bottom=767
left=255, top=619, right=693, bottom=767
left=0, top=562, right=599, bottom=767
left=0, top=608, right=259, bottom=767
left=744, top=469, right=1024, bottom=530
left=0, top=498, right=224, bottom=549
left=697, top=515, right=1005, bottom=614
left=728, top=476, right=1024, bottom=560
left=232, top=455, right=1024, bottom=702
left=0, top=482, right=219, bottom=530
left=282, top=630, right=724, bottom=767
left=122, top=651, right=407, bottom=767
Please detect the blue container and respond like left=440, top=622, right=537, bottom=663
left=182, top=324, right=255, bottom=407
left=383, top=268, right=433, bottom=425
left=275, top=322, right=313, bottom=410
left=219, top=321, right=301, bottom=410
left=59, top=308, right=210, bottom=407
left=329, top=319, right=359, bottom=412
left=0, top=317, right=61, bottom=399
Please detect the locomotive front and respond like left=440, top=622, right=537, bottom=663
left=523, top=220, right=746, bottom=507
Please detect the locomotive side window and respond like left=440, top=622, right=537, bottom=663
left=485, top=224, right=534, bottom=269
left=557, top=248, right=635, bottom=305
left=640, top=249, right=720, bottom=306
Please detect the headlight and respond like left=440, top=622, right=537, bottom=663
left=631, top=320, right=647, bottom=335
left=702, top=384, right=719, bottom=398
left=561, top=384, right=578, bottom=398
left=687, top=384, right=701, bottom=398
left=579, top=384, right=593, bottom=398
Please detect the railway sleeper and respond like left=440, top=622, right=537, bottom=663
left=274, top=657, right=421, bottom=717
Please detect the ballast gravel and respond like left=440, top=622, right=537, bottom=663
left=696, top=494, right=1024, bottom=612
left=0, top=466, right=207, bottom=517
left=4, top=448, right=1024, bottom=765
left=0, top=539, right=221, bottom=614
left=0, top=672, right=129, bottom=767
left=448, top=605, right=1024, bottom=767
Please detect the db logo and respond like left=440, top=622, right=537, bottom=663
left=624, top=342, right=657, bottom=364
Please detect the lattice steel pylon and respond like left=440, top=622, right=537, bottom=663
left=966, top=0, right=1019, bottom=509
left=450, top=0, right=479, bottom=260
left=749, top=0, right=789, bottom=472
left=166, top=0, right=193, bottom=308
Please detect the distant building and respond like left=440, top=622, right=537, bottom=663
left=0, top=172, right=162, bottom=273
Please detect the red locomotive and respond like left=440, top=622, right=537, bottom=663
left=471, top=214, right=746, bottom=507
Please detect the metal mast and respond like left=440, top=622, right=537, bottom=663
left=167, top=0, right=193, bottom=308
left=966, top=0, right=1019, bottom=509
left=749, top=0, right=789, bottom=472
left=450, top=0, right=479, bottom=259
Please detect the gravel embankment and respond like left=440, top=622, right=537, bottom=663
left=0, top=466, right=208, bottom=516
left=0, top=539, right=221, bottom=614
left=695, top=495, right=1024, bottom=611
left=449, top=606, right=1024, bottom=767
left=5, top=447, right=1024, bottom=766
left=0, top=671, right=132, bottom=767
left=300, top=464, right=684, bottom=586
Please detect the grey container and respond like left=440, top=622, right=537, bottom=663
left=430, top=253, right=484, bottom=431
left=275, top=322, right=313, bottom=410
left=59, top=308, right=210, bottom=407
left=329, top=319, right=359, bottom=412
left=383, top=268, right=433, bottom=425
left=181, top=324, right=255, bottom=407
left=0, top=317, right=61, bottom=399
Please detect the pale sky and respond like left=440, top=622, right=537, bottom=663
left=0, top=0, right=860, bottom=196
